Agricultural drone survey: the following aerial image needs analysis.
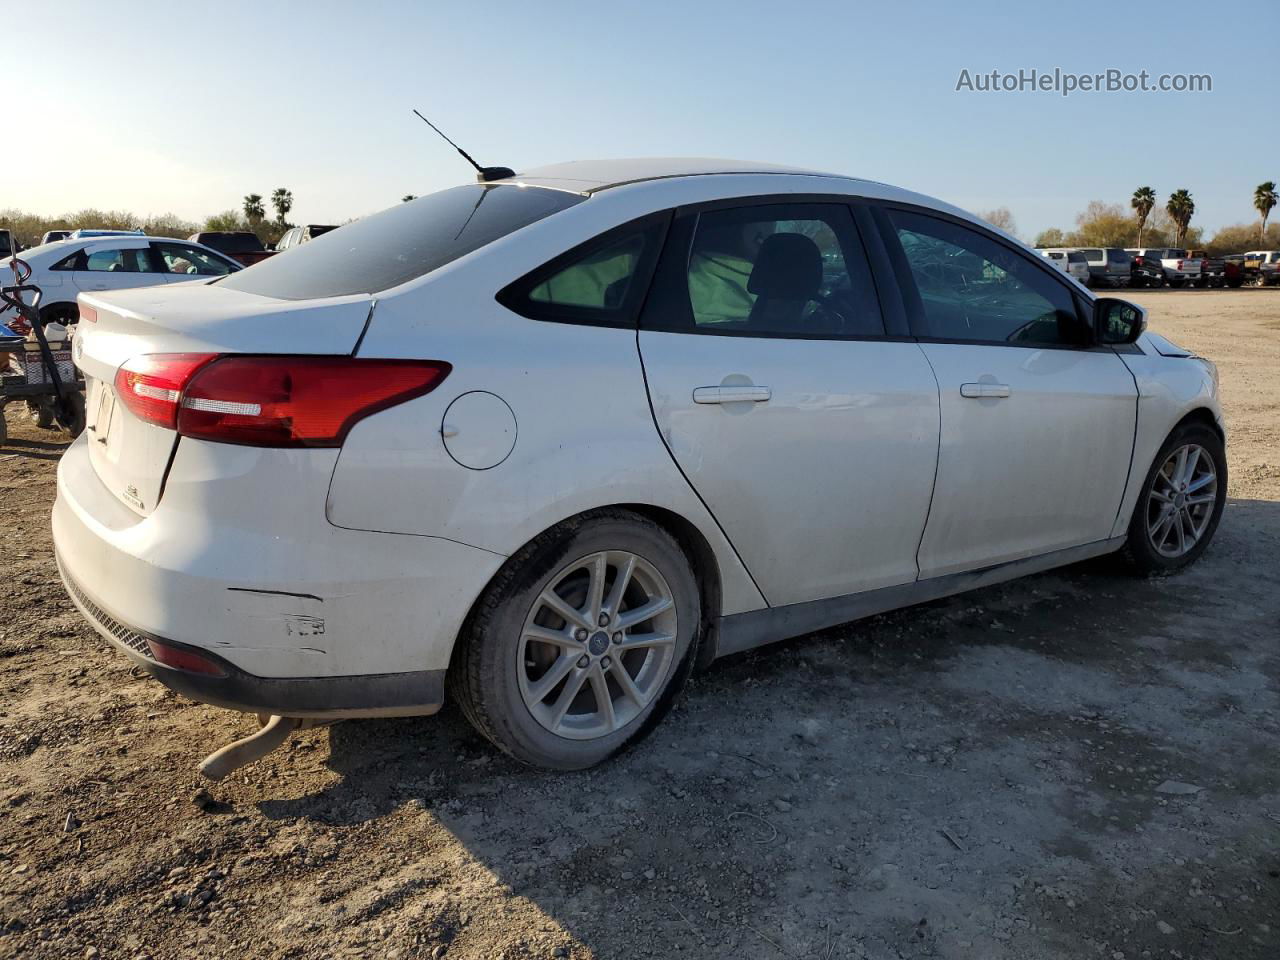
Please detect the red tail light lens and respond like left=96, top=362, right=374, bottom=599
left=145, top=638, right=227, bottom=677
left=115, top=353, right=218, bottom=428
left=178, top=356, right=451, bottom=447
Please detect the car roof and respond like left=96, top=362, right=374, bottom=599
left=511, top=157, right=850, bottom=193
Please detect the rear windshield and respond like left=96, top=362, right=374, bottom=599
left=1167, top=249, right=1186, bottom=258
left=1080, top=248, right=1103, bottom=260
left=1106, top=248, right=1131, bottom=263
left=219, top=185, right=585, bottom=300
left=0, top=232, right=11, bottom=255
left=1067, top=251, right=1087, bottom=263
left=202, top=233, right=264, bottom=254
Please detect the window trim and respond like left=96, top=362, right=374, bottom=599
left=496, top=211, right=672, bottom=329
left=870, top=200, right=1101, bottom=351
left=638, top=195, right=893, bottom=342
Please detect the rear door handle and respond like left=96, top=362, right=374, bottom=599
left=960, top=383, right=1011, bottom=399
left=693, top=385, right=772, bottom=404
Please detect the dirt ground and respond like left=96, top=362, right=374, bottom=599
left=1, top=289, right=1278, bottom=960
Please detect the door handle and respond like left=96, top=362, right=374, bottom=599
left=693, top=385, right=772, bottom=404
left=960, top=383, right=1011, bottom=399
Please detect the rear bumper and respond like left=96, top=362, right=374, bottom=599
left=58, top=555, right=445, bottom=717
left=52, top=431, right=505, bottom=696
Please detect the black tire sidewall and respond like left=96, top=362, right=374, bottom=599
left=1125, top=422, right=1227, bottom=575
left=458, top=512, right=699, bottom=770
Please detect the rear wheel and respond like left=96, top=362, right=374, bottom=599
left=1121, top=422, right=1226, bottom=576
left=449, top=509, right=700, bottom=769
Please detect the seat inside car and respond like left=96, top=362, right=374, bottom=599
left=746, top=232, right=822, bottom=330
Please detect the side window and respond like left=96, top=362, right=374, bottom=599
left=528, top=232, right=646, bottom=310
left=83, top=248, right=150, bottom=272
left=498, top=215, right=667, bottom=326
left=51, top=250, right=85, bottom=271
left=681, top=203, right=882, bottom=337
left=887, top=209, right=1087, bottom=346
left=153, top=242, right=234, bottom=276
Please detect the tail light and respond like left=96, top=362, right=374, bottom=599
left=145, top=638, right=227, bottom=676
left=116, top=354, right=450, bottom=447
left=1176, top=260, right=1184, bottom=269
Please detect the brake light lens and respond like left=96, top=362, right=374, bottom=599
left=145, top=638, right=228, bottom=676
left=115, top=353, right=218, bottom=428
left=179, top=356, right=451, bottom=447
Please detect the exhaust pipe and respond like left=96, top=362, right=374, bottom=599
left=199, top=714, right=300, bottom=780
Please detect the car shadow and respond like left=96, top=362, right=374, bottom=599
left=0, top=433, right=69, bottom=461
left=254, top=496, right=1280, bottom=958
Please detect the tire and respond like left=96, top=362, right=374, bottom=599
left=1120, top=421, right=1226, bottom=576
left=449, top=508, right=700, bottom=769
left=39, top=303, right=79, bottom=329
left=0, top=405, right=7, bottom=447
left=28, top=399, right=55, bottom=429
left=61, top=390, right=86, bottom=438
left=1169, top=277, right=1185, bottom=288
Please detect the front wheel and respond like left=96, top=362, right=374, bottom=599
left=449, top=509, right=700, bottom=769
left=1121, top=422, right=1226, bottom=576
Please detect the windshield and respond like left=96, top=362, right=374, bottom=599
left=201, top=233, right=264, bottom=254
left=219, top=185, right=585, bottom=300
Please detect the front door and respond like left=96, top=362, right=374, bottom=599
left=637, top=200, right=941, bottom=607
left=879, top=206, right=1138, bottom=579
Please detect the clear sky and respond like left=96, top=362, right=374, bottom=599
left=8, top=0, right=1275, bottom=239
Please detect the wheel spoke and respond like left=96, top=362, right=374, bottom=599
left=1182, top=506, right=1203, bottom=541
left=538, top=588, right=593, bottom=631
left=616, top=632, right=676, bottom=651
left=585, top=553, right=608, bottom=624
left=610, top=660, right=647, bottom=707
left=1187, top=472, right=1215, bottom=493
left=1173, top=510, right=1187, bottom=552
left=524, top=624, right=583, bottom=652
left=1149, top=488, right=1173, bottom=504
left=603, top=554, right=636, bottom=619
left=549, top=666, right=590, bottom=728
left=526, top=654, right=579, bottom=703
left=588, top=663, right=615, bottom=731
left=1179, top=446, right=1200, bottom=485
left=1172, top=446, right=1189, bottom=486
left=616, top=596, right=674, bottom=631
left=1185, top=491, right=1216, bottom=506
left=1149, top=505, right=1174, bottom=539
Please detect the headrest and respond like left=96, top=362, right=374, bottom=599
left=747, top=233, right=822, bottom=300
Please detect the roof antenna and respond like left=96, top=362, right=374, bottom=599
left=413, top=109, right=515, bottom=183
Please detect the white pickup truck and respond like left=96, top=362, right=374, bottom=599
left=1132, top=247, right=1201, bottom=287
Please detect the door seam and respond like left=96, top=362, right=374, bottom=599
left=911, top=341, right=945, bottom=583
left=633, top=328, right=772, bottom=608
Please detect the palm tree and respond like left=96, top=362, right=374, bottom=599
left=401, top=194, right=417, bottom=203
left=1254, top=181, right=1277, bottom=243
left=1131, top=186, right=1157, bottom=246
left=242, top=193, right=265, bottom=226
left=271, top=188, right=293, bottom=224
left=1166, top=189, right=1195, bottom=247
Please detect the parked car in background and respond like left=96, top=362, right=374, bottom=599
left=1077, top=247, right=1131, bottom=288
left=1039, top=248, right=1090, bottom=283
left=1132, top=248, right=1201, bottom=288
left=0, top=229, right=13, bottom=258
left=188, top=231, right=276, bottom=267
left=41, top=230, right=73, bottom=245
left=1184, top=249, right=1226, bottom=288
left=275, top=224, right=337, bottom=252
left=0, top=235, right=241, bottom=330
left=1243, top=251, right=1280, bottom=286
left=1124, top=249, right=1165, bottom=288
left=52, top=158, right=1226, bottom=772
left=68, top=229, right=146, bottom=240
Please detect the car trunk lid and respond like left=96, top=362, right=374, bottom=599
left=74, top=281, right=372, bottom=517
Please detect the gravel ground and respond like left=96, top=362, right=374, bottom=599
left=1, top=289, right=1278, bottom=960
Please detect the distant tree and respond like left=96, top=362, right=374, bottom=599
left=242, top=194, right=265, bottom=226
left=402, top=194, right=417, bottom=203
left=1206, top=221, right=1280, bottom=257
left=271, top=188, right=293, bottom=224
left=204, top=210, right=246, bottom=232
left=979, top=207, right=1017, bottom=237
left=1165, top=190, right=1195, bottom=247
left=1071, top=201, right=1135, bottom=247
left=1254, top=181, right=1277, bottom=244
left=1033, top=227, right=1068, bottom=248
left=1131, top=186, right=1157, bottom=246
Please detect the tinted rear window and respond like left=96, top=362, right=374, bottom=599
left=1106, top=248, right=1131, bottom=263
left=1068, top=251, right=1087, bottom=263
left=1081, top=249, right=1103, bottom=260
left=201, top=233, right=264, bottom=254
left=219, top=185, right=585, bottom=300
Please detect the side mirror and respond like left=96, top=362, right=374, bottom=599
left=1094, top=298, right=1147, bottom=344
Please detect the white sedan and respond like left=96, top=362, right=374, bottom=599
left=0, top=234, right=241, bottom=332
left=52, top=159, right=1226, bottom=773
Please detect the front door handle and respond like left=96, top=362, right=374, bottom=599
left=960, top=383, right=1011, bottom=399
left=693, top=385, right=772, bottom=404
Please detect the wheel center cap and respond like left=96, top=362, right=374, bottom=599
left=1174, top=493, right=1186, bottom=508
left=588, top=631, right=610, bottom=655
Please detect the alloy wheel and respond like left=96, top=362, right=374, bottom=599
left=517, top=551, right=678, bottom=740
left=1146, top=443, right=1217, bottom=558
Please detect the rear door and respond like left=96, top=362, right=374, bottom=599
left=877, top=206, right=1137, bottom=578
left=637, top=200, right=940, bottom=607
left=70, top=241, right=168, bottom=295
